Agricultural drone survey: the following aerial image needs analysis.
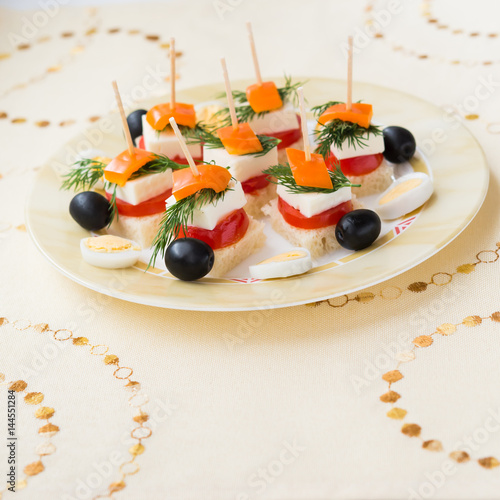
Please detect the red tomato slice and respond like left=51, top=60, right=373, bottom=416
left=326, top=152, right=383, bottom=176
left=105, top=188, right=171, bottom=217
left=136, top=136, right=203, bottom=164
left=179, top=209, right=249, bottom=250
left=278, top=197, right=353, bottom=230
left=259, top=115, right=302, bottom=150
left=241, top=174, right=270, bottom=194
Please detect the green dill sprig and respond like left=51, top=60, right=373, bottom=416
left=155, top=122, right=206, bottom=140
left=263, top=163, right=360, bottom=195
left=314, top=119, right=382, bottom=159
left=186, top=127, right=280, bottom=158
left=149, top=185, right=233, bottom=267
left=105, top=181, right=118, bottom=227
left=311, top=100, right=383, bottom=159
left=214, top=75, right=306, bottom=126
left=61, top=158, right=107, bottom=191
left=61, top=154, right=188, bottom=191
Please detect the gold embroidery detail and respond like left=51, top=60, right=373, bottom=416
left=133, top=412, right=149, bottom=423
left=35, top=407, right=55, bottom=419
left=54, top=329, right=72, bottom=341
left=387, top=408, right=407, bottom=420
left=401, top=423, right=421, bottom=437
left=463, top=316, right=482, bottom=327
left=383, top=312, right=500, bottom=469
left=408, top=282, right=428, bottom=292
left=24, top=461, right=44, bottom=476
left=355, top=292, right=375, bottom=303
left=24, top=392, right=44, bottom=405
left=0, top=317, right=150, bottom=498
left=33, top=323, right=49, bottom=333
left=36, top=442, right=56, bottom=456
left=380, top=391, right=400, bottom=403
left=129, top=444, right=145, bottom=456
left=450, top=450, right=470, bottom=463
left=423, top=440, right=443, bottom=452
left=437, top=323, right=456, bottom=336
left=478, top=457, right=500, bottom=469
left=109, top=481, right=126, bottom=493
left=382, top=370, right=403, bottom=383
left=413, top=335, right=433, bottom=347
left=73, top=336, right=89, bottom=345
left=104, top=354, right=119, bottom=365
left=38, top=423, right=60, bottom=436
left=9, top=380, right=27, bottom=392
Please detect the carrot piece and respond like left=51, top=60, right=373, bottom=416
left=146, top=102, right=196, bottom=130
left=318, top=102, right=373, bottom=128
left=246, top=81, right=283, bottom=113
left=104, top=148, right=156, bottom=187
left=172, top=164, right=232, bottom=201
left=216, top=122, right=263, bottom=155
left=286, top=148, right=333, bottom=190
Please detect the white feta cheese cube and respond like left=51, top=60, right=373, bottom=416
left=203, top=145, right=278, bottom=183
left=331, top=127, right=385, bottom=160
left=277, top=185, right=352, bottom=218
left=106, top=171, right=173, bottom=206
left=166, top=181, right=247, bottom=231
left=247, top=102, right=299, bottom=135
left=142, top=115, right=202, bottom=159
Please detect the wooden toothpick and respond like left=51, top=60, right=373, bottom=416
left=169, top=117, right=199, bottom=176
left=170, top=37, right=176, bottom=109
left=346, top=36, right=353, bottom=111
left=246, top=22, right=262, bottom=85
left=112, top=80, right=135, bottom=156
left=220, top=57, right=238, bottom=129
left=298, top=87, right=311, bottom=161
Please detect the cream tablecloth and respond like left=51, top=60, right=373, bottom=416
left=1, top=1, right=500, bottom=498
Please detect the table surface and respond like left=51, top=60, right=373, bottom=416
left=1, top=1, right=500, bottom=499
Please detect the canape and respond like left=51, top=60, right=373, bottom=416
left=313, top=101, right=393, bottom=197
left=262, top=148, right=360, bottom=258
left=150, top=162, right=265, bottom=278
left=62, top=148, right=190, bottom=248
left=200, top=124, right=279, bottom=218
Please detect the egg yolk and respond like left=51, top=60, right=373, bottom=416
left=379, top=178, right=422, bottom=205
left=257, top=251, right=308, bottom=265
left=85, top=235, right=140, bottom=253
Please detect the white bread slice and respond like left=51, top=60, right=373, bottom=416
left=210, top=215, right=265, bottom=277
left=107, top=212, right=163, bottom=248
left=243, top=183, right=277, bottom=219
left=277, top=137, right=303, bottom=164
left=262, top=197, right=362, bottom=258
left=349, top=161, right=394, bottom=197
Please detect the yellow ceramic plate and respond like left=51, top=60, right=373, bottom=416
left=26, top=78, right=488, bottom=311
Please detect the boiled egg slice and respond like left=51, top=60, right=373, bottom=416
left=376, top=173, right=433, bottom=220
left=80, top=235, right=141, bottom=269
left=249, top=248, right=312, bottom=280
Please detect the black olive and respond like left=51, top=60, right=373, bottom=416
left=165, top=238, right=215, bottom=281
left=127, top=109, right=147, bottom=142
left=69, top=191, right=111, bottom=231
left=335, top=209, right=381, bottom=251
left=383, top=126, right=416, bottom=163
